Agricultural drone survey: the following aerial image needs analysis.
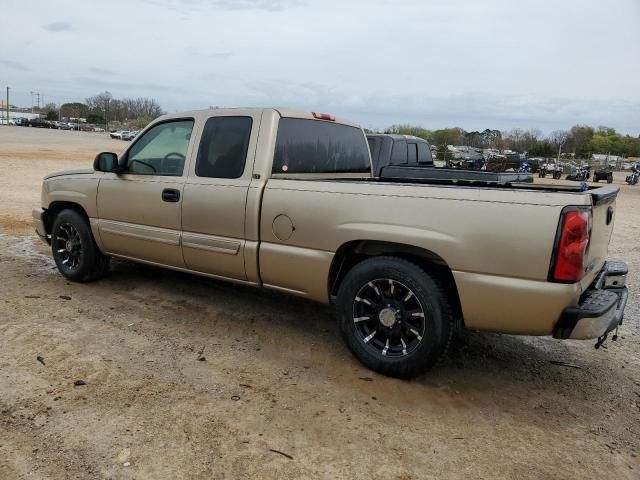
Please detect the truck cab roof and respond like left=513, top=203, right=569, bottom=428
left=155, top=108, right=361, bottom=129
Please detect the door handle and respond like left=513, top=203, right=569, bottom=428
left=162, top=188, right=180, bottom=202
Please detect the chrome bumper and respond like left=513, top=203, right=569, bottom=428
left=553, top=261, right=629, bottom=340
left=32, top=208, right=48, bottom=243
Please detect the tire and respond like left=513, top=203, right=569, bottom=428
left=51, top=209, right=110, bottom=282
left=336, top=256, right=453, bottom=378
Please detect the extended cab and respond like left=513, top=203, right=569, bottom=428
left=33, top=108, right=629, bottom=377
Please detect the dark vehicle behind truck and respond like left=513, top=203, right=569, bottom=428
left=367, top=134, right=533, bottom=184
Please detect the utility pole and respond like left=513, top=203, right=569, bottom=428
left=6, top=86, right=9, bottom=124
left=36, top=92, right=40, bottom=110
left=30, top=91, right=34, bottom=113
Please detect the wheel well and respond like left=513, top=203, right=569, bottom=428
left=329, top=240, right=464, bottom=330
left=43, top=202, right=90, bottom=235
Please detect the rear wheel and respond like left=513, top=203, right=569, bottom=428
left=51, top=209, right=110, bottom=282
left=336, top=257, right=453, bottom=378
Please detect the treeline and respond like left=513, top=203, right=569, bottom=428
left=380, top=124, right=640, bottom=157
left=39, top=91, right=164, bottom=129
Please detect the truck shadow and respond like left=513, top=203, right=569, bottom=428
left=105, top=258, right=629, bottom=404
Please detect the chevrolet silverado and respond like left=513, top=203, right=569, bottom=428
left=33, top=108, right=629, bottom=377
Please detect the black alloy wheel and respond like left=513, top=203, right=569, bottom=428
left=352, top=278, right=426, bottom=358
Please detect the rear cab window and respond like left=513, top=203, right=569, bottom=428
left=417, top=142, right=433, bottom=164
left=272, top=118, right=370, bottom=175
left=407, top=143, right=418, bottom=164
left=391, top=140, right=408, bottom=165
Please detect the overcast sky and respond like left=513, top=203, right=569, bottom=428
left=2, top=0, right=639, bottom=134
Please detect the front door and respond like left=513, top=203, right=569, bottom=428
left=96, top=119, right=195, bottom=267
left=181, top=113, right=260, bottom=280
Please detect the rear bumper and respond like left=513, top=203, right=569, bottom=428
left=553, top=261, right=629, bottom=340
left=32, top=208, right=49, bottom=244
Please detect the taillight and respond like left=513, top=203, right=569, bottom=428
left=550, top=208, right=592, bottom=283
left=311, top=112, right=335, bottom=121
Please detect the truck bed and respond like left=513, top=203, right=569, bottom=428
left=324, top=174, right=618, bottom=205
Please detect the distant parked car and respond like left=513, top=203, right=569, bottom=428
left=59, top=123, right=72, bottom=130
left=93, top=127, right=105, bottom=132
left=26, top=118, right=53, bottom=128
left=110, top=130, right=124, bottom=139
left=122, top=130, right=138, bottom=141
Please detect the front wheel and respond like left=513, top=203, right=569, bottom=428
left=51, top=209, right=110, bottom=282
left=336, top=257, right=453, bottom=378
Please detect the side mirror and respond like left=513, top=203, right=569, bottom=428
left=94, top=152, right=119, bottom=172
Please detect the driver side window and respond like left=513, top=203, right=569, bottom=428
left=126, top=120, right=194, bottom=176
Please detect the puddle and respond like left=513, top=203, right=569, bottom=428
left=0, top=233, right=57, bottom=274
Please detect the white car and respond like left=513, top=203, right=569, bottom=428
left=110, top=131, right=124, bottom=139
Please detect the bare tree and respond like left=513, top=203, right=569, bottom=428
left=123, top=97, right=164, bottom=119
left=549, top=130, right=569, bottom=149
left=549, top=130, right=570, bottom=160
left=507, top=128, right=525, bottom=151
left=85, top=92, right=164, bottom=127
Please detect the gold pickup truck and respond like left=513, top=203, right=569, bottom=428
left=33, top=108, right=629, bottom=377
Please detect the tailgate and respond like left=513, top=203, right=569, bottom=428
left=581, top=186, right=619, bottom=289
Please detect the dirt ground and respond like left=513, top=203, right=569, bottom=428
left=0, top=126, right=639, bottom=479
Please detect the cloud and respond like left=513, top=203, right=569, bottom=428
left=235, top=79, right=640, bottom=133
left=41, top=21, right=73, bottom=32
left=212, top=0, right=304, bottom=10
left=88, top=67, right=114, bottom=75
left=187, top=47, right=233, bottom=59
left=5, top=0, right=637, bottom=134
left=0, top=59, right=30, bottom=71
left=204, top=51, right=233, bottom=58
left=144, top=0, right=303, bottom=11
left=75, top=77, right=168, bottom=92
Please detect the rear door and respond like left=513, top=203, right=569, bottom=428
left=180, top=112, right=261, bottom=280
